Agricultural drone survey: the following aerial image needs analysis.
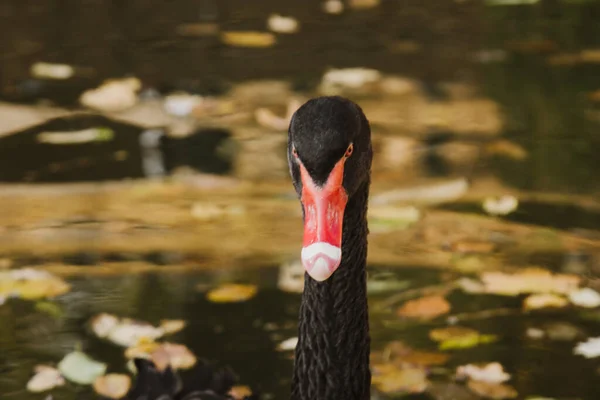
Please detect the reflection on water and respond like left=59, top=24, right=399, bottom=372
left=2, top=266, right=600, bottom=399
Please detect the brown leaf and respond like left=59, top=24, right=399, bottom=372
left=467, top=380, right=518, bottom=399
left=125, top=342, right=196, bottom=371
left=93, top=374, right=131, bottom=399
left=372, top=365, right=429, bottom=394
left=229, top=385, right=253, bottom=399
left=397, top=295, right=451, bottom=320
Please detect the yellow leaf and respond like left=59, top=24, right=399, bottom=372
left=229, top=385, right=253, bottom=399
left=480, top=268, right=580, bottom=296
left=372, top=366, right=428, bottom=394
left=207, top=284, right=258, bottom=303
left=221, top=31, right=276, bottom=48
left=160, top=319, right=187, bottom=335
left=125, top=342, right=196, bottom=371
left=523, top=293, right=568, bottom=311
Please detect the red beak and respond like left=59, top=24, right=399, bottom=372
left=299, top=158, right=348, bottom=281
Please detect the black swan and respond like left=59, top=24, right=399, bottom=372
left=125, top=96, right=372, bottom=400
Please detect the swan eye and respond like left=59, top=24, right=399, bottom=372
left=344, top=143, right=354, bottom=158
left=292, top=146, right=299, bottom=159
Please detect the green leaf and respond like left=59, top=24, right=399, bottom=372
left=58, top=351, right=107, bottom=385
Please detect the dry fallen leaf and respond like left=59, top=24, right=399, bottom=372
left=479, top=268, right=580, bottom=296
left=523, top=293, right=568, bottom=311
left=456, top=362, right=511, bottom=383
left=0, top=268, right=71, bottom=300
left=372, top=365, right=429, bottom=394
left=26, top=365, right=65, bottom=392
left=229, top=385, right=253, bottom=399
left=58, top=351, right=107, bottom=385
left=160, top=319, right=187, bottom=335
left=430, top=326, right=497, bottom=351
left=397, top=295, right=451, bottom=320
left=93, top=374, right=131, bottom=399
left=467, top=380, right=518, bottom=399
left=574, top=337, right=600, bottom=359
left=125, top=341, right=197, bottom=370
left=277, top=337, right=298, bottom=351
left=206, top=284, right=258, bottom=303
left=372, top=341, right=450, bottom=367
left=90, top=314, right=185, bottom=347
left=569, top=288, right=600, bottom=308
left=483, top=195, right=518, bottom=216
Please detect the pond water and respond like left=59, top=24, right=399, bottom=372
left=1, top=0, right=600, bottom=399
left=2, top=265, right=600, bottom=399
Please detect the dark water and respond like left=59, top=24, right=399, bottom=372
left=2, top=266, right=600, bottom=399
left=1, top=0, right=600, bottom=195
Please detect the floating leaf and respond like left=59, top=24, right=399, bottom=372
left=125, top=342, right=197, bottom=371
left=37, top=128, right=114, bottom=145
left=467, top=380, right=518, bottom=399
left=374, top=341, right=450, bottom=367
left=27, top=365, right=65, bottom=392
left=93, top=374, right=131, bottom=399
left=159, top=319, right=187, bottom=335
left=574, top=337, right=600, bottom=358
left=372, top=365, right=429, bottom=394
left=267, top=14, right=299, bottom=34
left=229, top=385, right=253, bottom=400
left=429, top=326, right=497, bottom=350
left=323, top=0, right=344, bottom=14
left=207, top=284, right=258, bottom=303
left=0, top=268, right=70, bottom=301
left=478, top=268, right=580, bottom=296
left=569, top=288, right=600, bottom=308
left=58, top=351, right=107, bottom=385
left=397, top=295, right=451, bottom=320
left=106, top=320, right=164, bottom=347
left=163, top=92, right=203, bottom=117
left=80, top=77, right=140, bottom=112
left=483, top=195, right=518, bottom=216
left=277, top=337, right=298, bottom=351
left=90, top=313, right=119, bottom=338
left=30, top=62, right=75, bottom=80
left=90, top=314, right=183, bottom=347
left=457, top=362, right=511, bottom=383
left=221, top=31, right=276, bottom=48
left=523, top=293, right=568, bottom=311
left=430, top=326, right=479, bottom=342
left=430, top=327, right=498, bottom=350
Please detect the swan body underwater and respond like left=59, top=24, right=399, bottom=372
left=124, top=96, right=373, bottom=400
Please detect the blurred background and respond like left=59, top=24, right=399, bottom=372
left=1, top=0, right=600, bottom=399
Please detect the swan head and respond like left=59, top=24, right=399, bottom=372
left=287, top=96, right=372, bottom=282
